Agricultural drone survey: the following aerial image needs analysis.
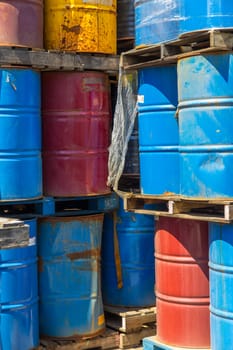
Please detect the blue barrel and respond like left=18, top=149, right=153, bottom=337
left=180, top=0, right=233, bottom=36
left=135, top=0, right=181, bottom=46
left=209, top=223, right=233, bottom=350
left=0, top=217, right=39, bottom=350
left=38, top=214, right=105, bottom=339
left=138, top=66, right=179, bottom=195
left=101, top=198, right=155, bottom=307
left=178, top=53, right=233, bottom=198
left=0, top=68, right=42, bottom=200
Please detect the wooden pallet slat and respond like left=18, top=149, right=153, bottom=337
left=120, top=191, right=233, bottom=223
left=119, top=325, right=156, bottom=349
left=0, top=47, right=120, bottom=72
left=105, top=306, right=156, bottom=333
left=40, top=328, right=119, bottom=350
left=122, top=29, right=233, bottom=70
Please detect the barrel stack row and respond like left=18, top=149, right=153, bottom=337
left=0, top=1, right=118, bottom=350
left=118, top=1, right=233, bottom=350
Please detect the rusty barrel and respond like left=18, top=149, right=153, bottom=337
left=38, top=214, right=105, bottom=339
left=44, top=0, right=116, bottom=54
left=42, top=71, right=111, bottom=197
left=0, top=0, right=43, bottom=48
left=155, top=217, right=210, bottom=348
left=101, top=198, right=156, bottom=308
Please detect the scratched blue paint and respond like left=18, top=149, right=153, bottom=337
left=178, top=53, right=233, bottom=198
left=180, top=0, right=233, bottom=36
left=135, top=0, right=181, bottom=46
left=138, top=66, right=179, bottom=195
left=209, top=223, right=233, bottom=350
left=38, top=214, right=105, bottom=339
left=101, top=198, right=155, bottom=307
left=0, top=217, right=39, bottom=350
left=0, top=68, right=42, bottom=200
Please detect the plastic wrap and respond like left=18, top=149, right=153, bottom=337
left=135, top=0, right=181, bottom=46
left=107, top=65, right=137, bottom=191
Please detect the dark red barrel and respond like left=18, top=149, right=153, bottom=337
left=0, top=1, right=43, bottom=48
left=42, top=71, right=111, bottom=197
left=155, top=217, right=210, bottom=348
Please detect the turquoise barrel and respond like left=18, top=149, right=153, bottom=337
left=101, top=198, right=155, bottom=307
left=0, top=217, right=39, bottom=350
left=0, top=68, right=42, bottom=200
left=38, top=214, right=105, bottom=339
left=178, top=53, right=233, bottom=198
left=138, top=66, right=179, bottom=195
left=209, top=223, right=233, bottom=350
left=180, top=0, right=233, bottom=36
left=135, top=0, right=181, bottom=46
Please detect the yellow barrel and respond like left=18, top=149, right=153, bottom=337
left=44, top=0, right=116, bottom=54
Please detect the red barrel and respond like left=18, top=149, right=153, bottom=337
left=42, top=71, right=111, bottom=197
left=0, top=1, right=43, bottom=48
left=155, top=217, right=210, bottom=348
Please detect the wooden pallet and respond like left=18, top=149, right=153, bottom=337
left=122, top=29, right=233, bottom=70
left=105, top=306, right=156, bottom=333
left=105, top=306, right=156, bottom=349
left=40, top=328, right=119, bottom=350
left=119, top=191, right=233, bottom=223
left=0, top=46, right=119, bottom=72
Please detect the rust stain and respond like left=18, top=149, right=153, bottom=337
left=38, top=214, right=103, bottom=224
left=67, top=248, right=101, bottom=260
left=38, top=258, right=43, bottom=273
left=61, top=24, right=81, bottom=34
left=41, top=326, right=105, bottom=341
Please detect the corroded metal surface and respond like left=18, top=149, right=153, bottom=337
left=44, top=0, right=116, bottom=54
left=38, top=214, right=105, bottom=339
left=0, top=1, right=43, bottom=48
left=102, top=198, right=156, bottom=307
left=42, top=71, right=111, bottom=197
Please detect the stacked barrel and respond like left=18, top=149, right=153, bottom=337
left=101, top=197, right=156, bottom=309
left=0, top=2, right=43, bottom=350
left=40, top=2, right=116, bottom=339
left=0, top=0, right=117, bottom=349
left=178, top=4, right=233, bottom=350
left=118, top=1, right=233, bottom=350
left=101, top=0, right=157, bottom=312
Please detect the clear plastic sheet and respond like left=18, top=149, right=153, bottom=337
left=107, top=64, right=137, bottom=191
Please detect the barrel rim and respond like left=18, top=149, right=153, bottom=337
left=38, top=213, right=104, bottom=222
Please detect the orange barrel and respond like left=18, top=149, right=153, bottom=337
left=42, top=71, right=111, bottom=197
left=155, top=217, right=210, bottom=348
left=44, top=0, right=116, bottom=54
left=0, top=1, right=43, bottom=48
